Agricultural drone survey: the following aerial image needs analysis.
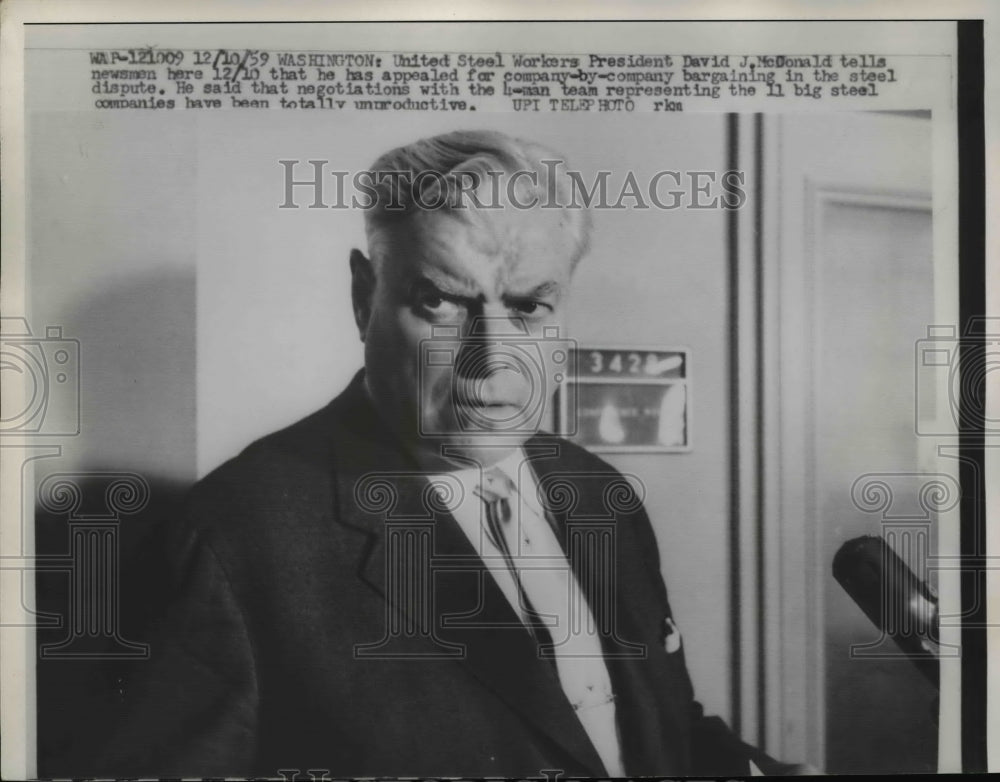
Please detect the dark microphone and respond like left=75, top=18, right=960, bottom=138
left=832, top=535, right=939, bottom=687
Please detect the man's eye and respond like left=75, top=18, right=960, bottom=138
left=511, top=300, right=548, bottom=318
left=418, top=292, right=463, bottom=318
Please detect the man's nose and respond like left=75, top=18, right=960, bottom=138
left=456, top=316, right=525, bottom=379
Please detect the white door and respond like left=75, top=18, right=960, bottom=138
left=745, top=112, right=955, bottom=772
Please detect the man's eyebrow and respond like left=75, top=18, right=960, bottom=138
left=411, top=270, right=481, bottom=298
left=504, top=280, right=562, bottom=299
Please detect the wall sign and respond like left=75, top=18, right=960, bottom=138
left=555, top=346, right=691, bottom=453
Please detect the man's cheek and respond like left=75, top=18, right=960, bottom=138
left=420, top=367, right=453, bottom=417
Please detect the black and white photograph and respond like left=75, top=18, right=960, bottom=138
left=0, top=4, right=993, bottom=778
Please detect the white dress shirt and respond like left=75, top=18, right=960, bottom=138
left=427, top=448, right=625, bottom=777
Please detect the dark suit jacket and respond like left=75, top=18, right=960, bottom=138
left=100, top=371, right=785, bottom=778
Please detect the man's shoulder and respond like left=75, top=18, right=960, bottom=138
left=528, top=432, right=634, bottom=482
left=178, top=395, right=358, bottom=544
left=147, top=398, right=358, bottom=602
left=527, top=433, right=648, bottom=513
left=201, top=402, right=340, bottom=490
left=530, top=433, right=620, bottom=471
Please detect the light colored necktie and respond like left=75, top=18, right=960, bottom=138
left=475, top=466, right=625, bottom=777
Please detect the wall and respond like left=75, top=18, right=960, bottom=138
left=29, top=111, right=198, bottom=485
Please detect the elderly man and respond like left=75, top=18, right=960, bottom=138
left=101, top=130, right=794, bottom=777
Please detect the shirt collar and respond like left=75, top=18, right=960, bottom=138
left=429, top=447, right=530, bottom=493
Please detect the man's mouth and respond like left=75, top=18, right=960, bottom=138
left=452, top=392, right=527, bottom=423
left=458, top=399, right=521, bottom=413
left=454, top=384, right=521, bottom=408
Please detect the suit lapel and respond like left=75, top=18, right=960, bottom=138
left=525, top=437, right=691, bottom=775
left=523, top=438, right=652, bottom=654
left=326, top=378, right=607, bottom=775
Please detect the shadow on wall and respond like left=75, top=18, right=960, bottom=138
left=35, top=475, right=191, bottom=776
left=33, top=268, right=197, bottom=776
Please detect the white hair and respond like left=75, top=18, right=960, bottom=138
left=362, top=129, right=592, bottom=270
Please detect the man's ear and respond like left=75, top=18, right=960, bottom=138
left=349, top=248, right=376, bottom=341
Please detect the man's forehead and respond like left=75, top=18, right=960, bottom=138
left=398, top=208, right=576, bottom=284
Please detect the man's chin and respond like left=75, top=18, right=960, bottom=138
left=412, top=431, right=532, bottom=470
